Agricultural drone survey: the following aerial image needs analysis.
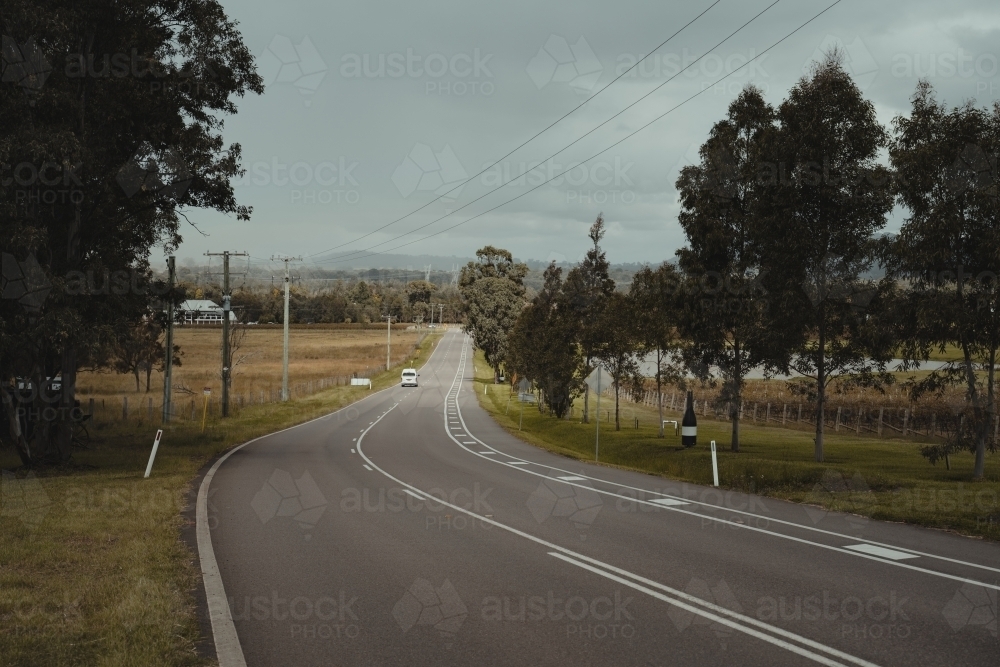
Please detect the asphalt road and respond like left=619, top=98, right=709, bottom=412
left=203, top=328, right=1000, bottom=667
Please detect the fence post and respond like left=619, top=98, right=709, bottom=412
left=835, top=406, right=842, bottom=432
left=782, top=404, right=787, bottom=424
left=902, top=409, right=909, bottom=436
left=122, top=396, right=128, bottom=420
left=878, top=407, right=884, bottom=437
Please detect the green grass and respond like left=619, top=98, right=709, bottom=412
left=473, top=352, right=1000, bottom=540
left=0, top=332, right=444, bottom=667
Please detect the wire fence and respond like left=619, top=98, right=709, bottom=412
left=80, top=334, right=428, bottom=427
left=573, top=385, right=1000, bottom=442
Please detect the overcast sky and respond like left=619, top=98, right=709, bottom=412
left=180, top=0, right=1000, bottom=271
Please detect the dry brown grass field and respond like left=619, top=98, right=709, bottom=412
left=76, top=324, right=426, bottom=406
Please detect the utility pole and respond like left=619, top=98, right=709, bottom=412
left=428, top=303, right=433, bottom=327
left=382, top=314, right=394, bottom=370
left=272, top=255, right=302, bottom=401
left=206, top=250, right=248, bottom=417
left=162, top=256, right=176, bottom=423
left=438, top=304, right=444, bottom=325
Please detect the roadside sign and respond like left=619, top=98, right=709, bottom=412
left=203, top=387, right=211, bottom=396
left=585, top=366, right=610, bottom=393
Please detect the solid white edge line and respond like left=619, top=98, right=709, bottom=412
left=195, top=331, right=446, bottom=667
left=451, top=339, right=1000, bottom=589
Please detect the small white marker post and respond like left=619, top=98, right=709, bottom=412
left=144, top=429, right=164, bottom=478
left=710, top=440, right=719, bottom=487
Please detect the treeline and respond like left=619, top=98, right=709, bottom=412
left=185, top=279, right=463, bottom=325
left=464, top=55, right=999, bottom=481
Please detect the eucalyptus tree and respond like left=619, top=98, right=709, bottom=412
left=562, top=214, right=616, bottom=423
left=459, top=246, right=528, bottom=382
left=593, top=291, right=641, bottom=431
left=0, top=0, right=262, bottom=464
left=674, top=85, right=780, bottom=452
left=507, top=262, right=581, bottom=417
left=887, top=82, right=1000, bottom=479
left=757, top=54, right=895, bottom=463
left=630, top=263, right=684, bottom=437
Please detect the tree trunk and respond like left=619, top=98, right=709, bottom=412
left=731, top=340, right=741, bottom=453
left=145, top=365, right=153, bottom=393
left=983, top=344, right=998, bottom=481
left=582, top=355, right=590, bottom=424
left=55, top=345, right=77, bottom=464
left=1, top=385, right=32, bottom=466
left=962, top=342, right=986, bottom=480
left=133, top=368, right=140, bottom=392
left=815, top=315, right=826, bottom=463
left=656, top=349, right=664, bottom=438
left=614, top=380, right=620, bottom=431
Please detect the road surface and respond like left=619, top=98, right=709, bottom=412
left=201, top=328, right=999, bottom=666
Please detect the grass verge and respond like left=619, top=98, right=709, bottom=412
left=0, top=332, right=443, bottom=667
left=471, top=351, right=1000, bottom=541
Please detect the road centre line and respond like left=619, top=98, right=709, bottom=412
left=353, top=399, right=880, bottom=667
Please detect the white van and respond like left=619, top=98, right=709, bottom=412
left=401, top=368, right=418, bottom=387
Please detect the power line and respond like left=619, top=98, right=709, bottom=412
left=314, top=0, right=783, bottom=266
left=315, top=0, right=843, bottom=266
left=302, top=0, right=722, bottom=260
